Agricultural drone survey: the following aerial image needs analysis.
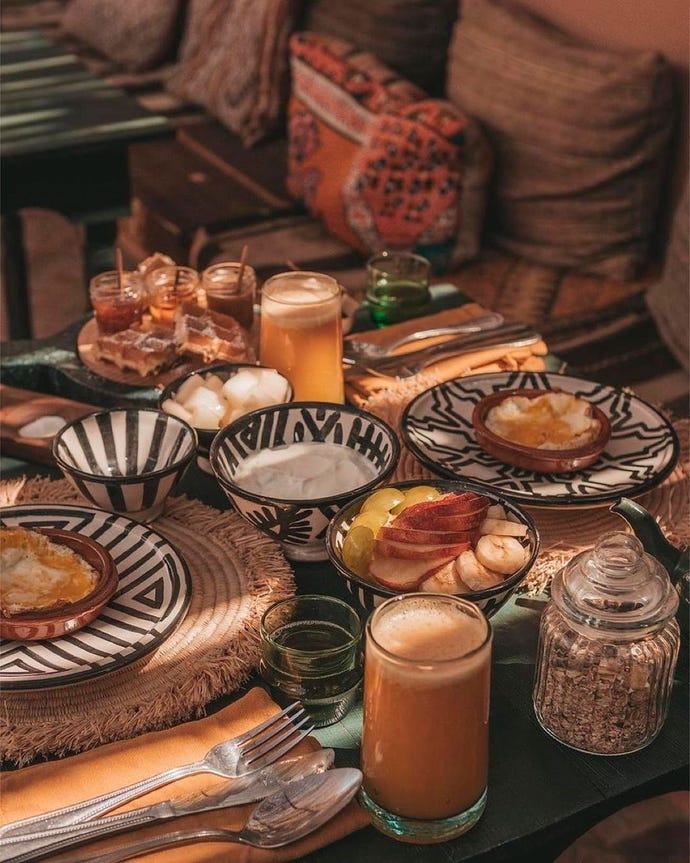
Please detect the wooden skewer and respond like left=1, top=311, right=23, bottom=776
left=284, top=259, right=299, bottom=271
left=237, top=244, right=249, bottom=290
left=115, top=248, right=124, bottom=294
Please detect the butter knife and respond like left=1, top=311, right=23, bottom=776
left=0, top=749, right=334, bottom=863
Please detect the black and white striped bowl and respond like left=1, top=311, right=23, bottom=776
left=209, top=402, right=400, bottom=562
left=53, top=408, right=197, bottom=522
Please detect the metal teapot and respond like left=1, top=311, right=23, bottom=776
left=610, top=497, right=689, bottom=637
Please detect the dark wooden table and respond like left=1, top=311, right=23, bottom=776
left=0, top=29, right=172, bottom=339
left=0, top=307, right=687, bottom=861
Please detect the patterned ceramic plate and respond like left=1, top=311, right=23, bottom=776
left=402, top=371, right=679, bottom=507
left=0, top=504, right=191, bottom=689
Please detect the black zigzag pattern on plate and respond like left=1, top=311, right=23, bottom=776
left=0, top=505, right=191, bottom=690
left=402, top=372, right=679, bottom=507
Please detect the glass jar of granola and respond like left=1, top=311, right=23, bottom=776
left=533, top=531, right=680, bottom=755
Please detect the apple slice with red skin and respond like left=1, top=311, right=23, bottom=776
left=401, top=492, right=489, bottom=517
left=396, top=507, right=488, bottom=531
left=369, top=555, right=453, bottom=591
left=374, top=538, right=471, bottom=560
left=378, top=525, right=477, bottom=545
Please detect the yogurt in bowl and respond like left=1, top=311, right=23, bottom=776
left=209, top=402, right=400, bottom=562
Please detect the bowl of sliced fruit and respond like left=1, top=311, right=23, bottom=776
left=326, top=479, right=539, bottom=617
left=159, top=363, right=292, bottom=471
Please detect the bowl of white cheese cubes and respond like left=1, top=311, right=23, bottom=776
left=159, top=363, right=292, bottom=471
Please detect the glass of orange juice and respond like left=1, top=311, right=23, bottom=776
left=259, top=271, right=344, bottom=403
left=360, top=593, right=492, bottom=843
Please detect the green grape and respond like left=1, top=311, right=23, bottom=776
left=342, top=525, right=375, bottom=576
left=350, top=509, right=389, bottom=534
left=360, top=488, right=404, bottom=514
left=391, top=485, right=441, bottom=515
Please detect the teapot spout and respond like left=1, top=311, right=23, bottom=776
left=610, top=497, right=684, bottom=583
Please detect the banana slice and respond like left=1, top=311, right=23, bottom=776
left=454, top=550, right=503, bottom=590
left=475, top=535, right=527, bottom=575
left=478, top=518, right=528, bottom=537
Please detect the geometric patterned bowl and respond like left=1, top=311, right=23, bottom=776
left=326, top=478, right=540, bottom=618
left=53, top=408, right=197, bottom=522
left=209, top=402, right=400, bottom=562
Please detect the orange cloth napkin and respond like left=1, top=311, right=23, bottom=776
left=344, top=302, right=548, bottom=406
left=0, top=687, right=370, bottom=862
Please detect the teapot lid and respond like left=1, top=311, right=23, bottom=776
left=552, top=531, right=679, bottom=633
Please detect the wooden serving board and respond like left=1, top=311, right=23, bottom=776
left=76, top=318, right=205, bottom=389
left=0, top=385, right=102, bottom=465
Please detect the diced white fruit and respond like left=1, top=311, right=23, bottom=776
left=475, top=535, right=527, bottom=575
left=220, top=405, right=244, bottom=427
left=222, top=369, right=259, bottom=404
left=478, top=518, right=528, bottom=537
left=203, top=373, right=225, bottom=393
left=191, top=406, right=222, bottom=429
left=176, top=373, right=205, bottom=404
left=454, top=550, right=503, bottom=590
left=256, top=369, right=290, bottom=402
left=185, top=385, right=224, bottom=417
left=162, top=398, right=193, bottom=424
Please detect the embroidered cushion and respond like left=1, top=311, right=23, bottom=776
left=166, top=0, right=300, bottom=146
left=446, top=0, right=676, bottom=279
left=287, top=32, right=491, bottom=270
left=62, top=0, right=182, bottom=72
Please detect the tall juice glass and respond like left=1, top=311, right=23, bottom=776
left=259, top=272, right=344, bottom=403
left=360, top=593, right=492, bottom=843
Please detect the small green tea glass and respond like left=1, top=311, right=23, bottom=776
left=366, top=251, right=432, bottom=327
left=259, top=594, right=363, bottom=727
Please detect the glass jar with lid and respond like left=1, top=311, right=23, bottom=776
left=533, top=531, right=680, bottom=755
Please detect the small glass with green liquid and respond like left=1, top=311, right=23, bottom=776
left=366, top=251, right=432, bottom=327
left=260, top=595, right=363, bottom=727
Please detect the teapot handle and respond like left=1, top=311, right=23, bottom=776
left=610, top=497, right=685, bottom=583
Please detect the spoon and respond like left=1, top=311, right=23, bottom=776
left=30, top=769, right=363, bottom=863
left=344, top=312, right=504, bottom=361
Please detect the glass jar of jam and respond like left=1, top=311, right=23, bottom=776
left=145, top=265, right=199, bottom=325
left=533, top=531, right=680, bottom=755
left=201, top=261, right=256, bottom=331
left=89, top=270, right=144, bottom=334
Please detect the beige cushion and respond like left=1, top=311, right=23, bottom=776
left=166, top=0, right=300, bottom=146
left=61, top=0, right=182, bottom=72
left=446, top=0, right=676, bottom=279
left=303, top=0, right=458, bottom=96
left=646, top=184, right=690, bottom=370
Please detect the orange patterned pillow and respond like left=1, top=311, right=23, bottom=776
left=287, top=32, right=492, bottom=270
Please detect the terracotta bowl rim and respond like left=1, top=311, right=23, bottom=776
left=0, top=527, right=118, bottom=634
left=471, top=388, right=612, bottom=463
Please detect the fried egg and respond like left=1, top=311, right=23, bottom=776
left=485, top=391, right=600, bottom=450
left=1, top=527, right=98, bottom=616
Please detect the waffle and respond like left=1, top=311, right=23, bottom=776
left=174, top=305, right=254, bottom=364
left=94, top=326, right=177, bottom=376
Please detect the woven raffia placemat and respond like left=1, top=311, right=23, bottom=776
left=0, top=480, right=296, bottom=766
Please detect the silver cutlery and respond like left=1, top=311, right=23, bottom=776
left=0, top=701, right=313, bottom=838
left=344, top=312, right=504, bottom=361
left=0, top=750, right=335, bottom=863
left=33, top=769, right=363, bottom=863
left=345, top=323, right=541, bottom=378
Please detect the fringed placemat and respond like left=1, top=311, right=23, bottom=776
left=0, top=479, right=296, bottom=766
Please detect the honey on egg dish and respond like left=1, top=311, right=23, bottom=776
left=484, top=391, right=600, bottom=450
left=0, top=527, right=99, bottom=617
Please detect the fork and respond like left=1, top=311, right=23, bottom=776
left=343, top=312, right=504, bottom=361
left=346, top=323, right=541, bottom=378
left=0, top=702, right=313, bottom=838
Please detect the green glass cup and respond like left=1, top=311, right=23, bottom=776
left=259, top=594, right=363, bottom=727
left=366, top=251, right=432, bottom=327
